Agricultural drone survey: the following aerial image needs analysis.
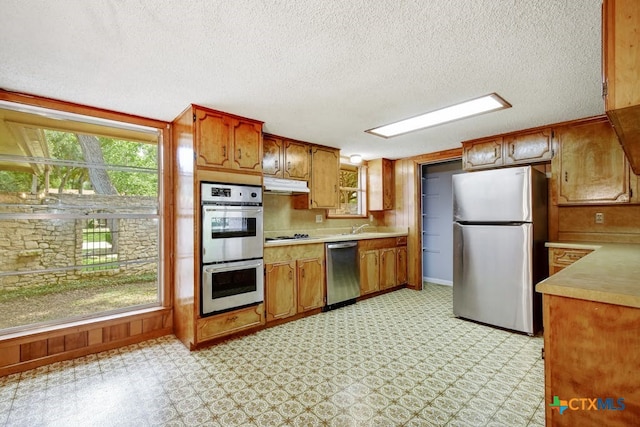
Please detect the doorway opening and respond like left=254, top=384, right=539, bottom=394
left=420, top=160, right=464, bottom=288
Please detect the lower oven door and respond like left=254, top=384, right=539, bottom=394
left=201, top=259, right=264, bottom=316
left=201, top=205, right=263, bottom=264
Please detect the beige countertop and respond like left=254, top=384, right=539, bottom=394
left=264, top=229, right=408, bottom=247
left=536, top=242, right=640, bottom=308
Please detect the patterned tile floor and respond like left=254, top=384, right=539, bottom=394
left=0, top=284, right=545, bottom=426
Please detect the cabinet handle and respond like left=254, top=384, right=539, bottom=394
left=287, top=161, right=291, bottom=170
left=238, top=148, right=242, bottom=159
left=222, top=146, right=226, bottom=157
left=510, top=144, right=515, bottom=155
left=564, top=171, right=568, bottom=182
left=226, top=315, right=238, bottom=323
left=289, top=270, right=293, bottom=279
left=494, top=147, right=498, bottom=157
left=275, top=160, right=279, bottom=169
left=301, top=268, right=305, bottom=278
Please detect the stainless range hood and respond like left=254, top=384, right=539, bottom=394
left=263, top=177, right=310, bottom=194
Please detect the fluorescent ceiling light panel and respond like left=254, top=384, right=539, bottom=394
left=366, top=93, right=511, bottom=138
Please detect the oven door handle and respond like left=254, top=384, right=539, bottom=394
left=203, top=207, right=263, bottom=214
left=203, top=263, right=262, bottom=274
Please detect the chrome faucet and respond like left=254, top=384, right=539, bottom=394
left=351, top=224, right=370, bottom=234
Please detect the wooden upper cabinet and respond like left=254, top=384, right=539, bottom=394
left=284, top=140, right=310, bottom=181
left=194, top=105, right=262, bottom=173
left=310, top=146, right=339, bottom=208
left=295, top=146, right=339, bottom=209
left=554, top=117, right=630, bottom=205
left=262, top=134, right=310, bottom=181
left=262, top=134, right=284, bottom=177
left=462, top=137, right=503, bottom=170
left=603, top=0, right=640, bottom=111
left=603, top=0, right=640, bottom=175
left=368, top=158, right=394, bottom=211
left=195, top=108, right=231, bottom=169
left=504, top=128, right=554, bottom=165
left=232, top=120, right=262, bottom=172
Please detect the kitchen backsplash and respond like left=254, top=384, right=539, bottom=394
left=263, top=193, right=385, bottom=235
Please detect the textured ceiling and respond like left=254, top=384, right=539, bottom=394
left=0, top=0, right=604, bottom=161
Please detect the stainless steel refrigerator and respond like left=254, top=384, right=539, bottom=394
left=452, top=165, right=547, bottom=335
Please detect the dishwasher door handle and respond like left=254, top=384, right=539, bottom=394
left=327, top=242, right=358, bottom=249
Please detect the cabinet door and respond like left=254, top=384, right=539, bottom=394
left=284, top=140, right=310, bottom=181
left=462, top=137, right=503, bottom=170
left=396, top=246, right=407, bottom=285
left=555, top=119, right=630, bottom=204
left=232, top=119, right=262, bottom=172
left=297, top=257, right=324, bottom=312
left=359, top=250, right=379, bottom=295
left=380, top=247, right=397, bottom=289
left=603, top=0, right=640, bottom=112
left=195, top=108, right=231, bottom=168
left=504, top=128, right=553, bottom=165
left=262, top=135, right=284, bottom=178
left=265, top=261, right=296, bottom=322
left=368, top=158, right=394, bottom=211
left=309, top=146, right=340, bottom=209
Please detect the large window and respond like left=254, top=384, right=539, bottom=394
left=328, top=162, right=367, bottom=217
left=0, top=100, right=164, bottom=333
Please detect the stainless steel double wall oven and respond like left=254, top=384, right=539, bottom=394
left=200, top=182, right=264, bottom=316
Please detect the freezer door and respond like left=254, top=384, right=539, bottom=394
left=453, top=166, right=532, bottom=223
left=453, top=223, right=535, bottom=334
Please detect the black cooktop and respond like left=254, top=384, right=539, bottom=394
left=265, top=234, right=310, bottom=242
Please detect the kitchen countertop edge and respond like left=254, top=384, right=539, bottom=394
left=536, top=242, right=640, bottom=309
left=263, top=231, right=408, bottom=247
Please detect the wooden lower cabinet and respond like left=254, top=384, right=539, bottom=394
left=264, top=243, right=325, bottom=324
left=297, top=257, right=324, bottom=312
left=265, top=261, right=297, bottom=321
left=197, top=304, right=265, bottom=342
left=380, top=248, right=397, bottom=290
left=396, top=246, right=408, bottom=285
left=542, top=294, right=640, bottom=426
left=358, top=237, right=408, bottom=295
left=548, top=247, right=593, bottom=275
left=359, top=249, right=380, bottom=295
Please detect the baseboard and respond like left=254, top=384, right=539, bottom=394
left=423, top=277, right=452, bottom=286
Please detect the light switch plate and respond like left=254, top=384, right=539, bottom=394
left=315, top=215, right=323, bottom=223
left=595, top=212, right=604, bottom=224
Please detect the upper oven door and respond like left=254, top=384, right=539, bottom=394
left=201, top=205, right=263, bottom=263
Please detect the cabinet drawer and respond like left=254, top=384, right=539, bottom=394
left=550, top=248, right=592, bottom=266
left=197, top=303, right=264, bottom=342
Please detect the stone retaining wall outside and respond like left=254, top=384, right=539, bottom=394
left=0, top=192, right=158, bottom=290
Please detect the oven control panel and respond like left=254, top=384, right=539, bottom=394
left=201, top=182, right=262, bottom=205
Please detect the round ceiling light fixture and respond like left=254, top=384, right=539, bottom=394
left=349, top=154, right=363, bottom=164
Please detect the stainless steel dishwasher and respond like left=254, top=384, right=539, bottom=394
left=324, top=241, right=360, bottom=310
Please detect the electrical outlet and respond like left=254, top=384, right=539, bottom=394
left=595, top=212, right=604, bottom=224
left=315, top=214, right=323, bottom=223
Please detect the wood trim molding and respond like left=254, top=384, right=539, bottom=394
left=0, top=90, right=175, bottom=375
left=0, top=308, right=172, bottom=376
left=386, top=148, right=462, bottom=289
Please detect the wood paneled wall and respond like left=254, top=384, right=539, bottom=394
left=0, top=308, right=172, bottom=376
